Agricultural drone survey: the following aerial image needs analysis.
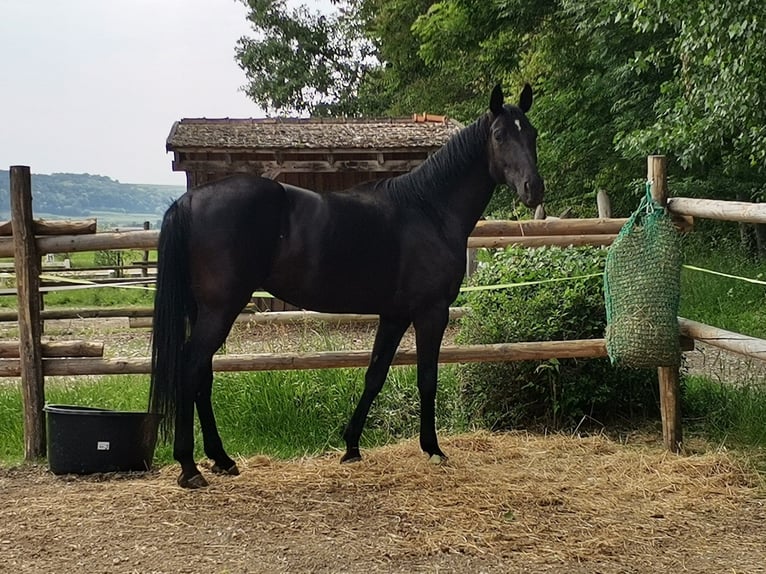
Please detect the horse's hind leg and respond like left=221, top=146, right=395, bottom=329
left=192, top=317, right=239, bottom=476
left=341, top=316, right=410, bottom=463
left=413, top=305, right=450, bottom=461
left=176, top=304, right=246, bottom=488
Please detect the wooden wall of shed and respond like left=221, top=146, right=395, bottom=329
left=186, top=169, right=411, bottom=192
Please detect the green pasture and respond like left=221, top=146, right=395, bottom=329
left=0, top=249, right=156, bottom=308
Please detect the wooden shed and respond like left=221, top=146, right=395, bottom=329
left=165, top=115, right=462, bottom=192
left=165, top=114, right=463, bottom=309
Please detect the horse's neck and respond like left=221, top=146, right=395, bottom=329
left=442, top=165, right=496, bottom=237
left=395, top=116, right=496, bottom=237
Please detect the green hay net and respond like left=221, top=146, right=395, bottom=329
left=604, top=184, right=682, bottom=367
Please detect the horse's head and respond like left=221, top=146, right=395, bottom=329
left=486, top=83, right=545, bottom=209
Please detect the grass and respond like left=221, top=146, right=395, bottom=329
left=677, top=235, right=766, bottom=459
left=0, top=286, right=154, bottom=309
left=0, top=365, right=469, bottom=466
left=683, top=375, right=766, bottom=456
left=0, top=249, right=156, bottom=309
left=680, top=239, right=766, bottom=338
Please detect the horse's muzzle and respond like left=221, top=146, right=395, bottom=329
left=521, top=178, right=545, bottom=209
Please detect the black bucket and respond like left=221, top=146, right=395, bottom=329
left=44, top=405, right=162, bottom=475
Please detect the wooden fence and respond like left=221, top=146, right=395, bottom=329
left=6, top=157, right=766, bottom=460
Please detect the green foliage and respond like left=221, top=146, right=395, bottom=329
left=92, top=249, right=139, bottom=268
left=235, top=1, right=766, bottom=224
left=0, top=170, right=180, bottom=221
left=458, top=246, right=656, bottom=429
left=235, top=0, right=376, bottom=115
left=616, top=0, right=766, bottom=173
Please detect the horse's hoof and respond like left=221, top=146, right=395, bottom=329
left=429, top=454, right=445, bottom=465
left=178, top=472, right=209, bottom=489
left=212, top=463, right=240, bottom=476
left=340, top=449, right=362, bottom=464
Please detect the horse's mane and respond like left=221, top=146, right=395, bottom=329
left=377, top=113, right=492, bottom=206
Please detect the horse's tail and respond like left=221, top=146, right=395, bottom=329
left=149, top=197, right=193, bottom=440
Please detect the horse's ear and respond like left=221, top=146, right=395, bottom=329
left=489, top=84, right=504, bottom=115
left=519, top=83, right=533, bottom=113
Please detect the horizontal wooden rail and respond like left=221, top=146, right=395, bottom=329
left=471, top=218, right=627, bottom=237
left=39, top=263, right=157, bottom=273
left=0, top=219, right=636, bottom=257
left=0, top=218, right=97, bottom=237
left=0, top=306, right=466, bottom=325
left=0, top=306, right=155, bottom=322
left=129, top=307, right=468, bottom=329
left=668, top=197, right=766, bottom=224
left=0, top=340, right=103, bottom=359
left=469, top=234, right=616, bottom=249
left=0, top=339, right=609, bottom=377
left=679, top=317, right=766, bottom=361
left=0, top=230, right=159, bottom=257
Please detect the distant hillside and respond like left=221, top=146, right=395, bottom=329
left=0, top=171, right=185, bottom=226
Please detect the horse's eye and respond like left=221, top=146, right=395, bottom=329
left=493, top=130, right=505, bottom=143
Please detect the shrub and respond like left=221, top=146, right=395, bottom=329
left=458, top=246, right=657, bottom=430
left=93, top=249, right=145, bottom=270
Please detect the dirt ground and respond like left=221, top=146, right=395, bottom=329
left=3, top=318, right=766, bottom=573
left=2, top=431, right=766, bottom=574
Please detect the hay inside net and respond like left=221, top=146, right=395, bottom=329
left=604, top=186, right=682, bottom=367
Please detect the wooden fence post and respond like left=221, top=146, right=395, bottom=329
left=10, top=166, right=46, bottom=459
left=141, top=221, right=150, bottom=277
left=647, top=155, right=683, bottom=453
left=597, top=190, right=612, bottom=218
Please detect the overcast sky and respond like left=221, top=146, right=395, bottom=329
left=1, top=0, right=269, bottom=185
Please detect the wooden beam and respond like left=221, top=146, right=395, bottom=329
left=596, top=190, right=612, bottom=218
left=129, top=307, right=469, bottom=329
left=0, top=225, right=633, bottom=257
left=679, top=317, right=766, bottom=361
left=10, top=166, right=46, bottom=460
left=0, top=340, right=103, bottom=358
left=172, top=146, right=436, bottom=157
left=0, top=339, right=611, bottom=377
left=0, top=230, right=159, bottom=257
left=468, top=234, right=617, bottom=249
left=668, top=197, right=766, bottom=224
left=648, top=155, right=683, bottom=454
left=471, top=218, right=627, bottom=237
left=0, top=306, right=156, bottom=322
left=0, top=218, right=97, bottom=237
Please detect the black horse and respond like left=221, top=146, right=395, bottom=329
left=150, top=84, right=544, bottom=488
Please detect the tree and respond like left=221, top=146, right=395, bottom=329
left=235, top=0, right=375, bottom=115
left=235, top=0, right=766, bottom=219
left=616, top=0, right=766, bottom=178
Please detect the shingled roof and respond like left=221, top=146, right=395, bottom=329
left=165, top=114, right=465, bottom=194
left=166, top=115, right=463, bottom=152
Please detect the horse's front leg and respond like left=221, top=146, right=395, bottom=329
left=413, top=305, right=450, bottom=461
left=342, top=316, right=410, bottom=463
